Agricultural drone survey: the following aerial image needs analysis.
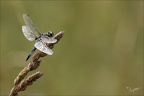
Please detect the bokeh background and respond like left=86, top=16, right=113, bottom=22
left=0, top=1, right=143, bottom=96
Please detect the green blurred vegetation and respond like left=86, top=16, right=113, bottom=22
left=0, top=1, right=143, bottom=95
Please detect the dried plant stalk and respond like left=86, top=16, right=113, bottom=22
left=17, top=71, right=43, bottom=91
left=9, top=31, right=64, bottom=96
left=9, top=72, right=43, bottom=96
left=14, top=60, right=41, bottom=86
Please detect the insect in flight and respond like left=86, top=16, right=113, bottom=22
left=22, top=14, right=57, bottom=61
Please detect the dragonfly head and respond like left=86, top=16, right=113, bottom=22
left=47, top=31, right=54, bottom=37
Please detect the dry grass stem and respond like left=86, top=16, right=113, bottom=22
left=9, top=72, right=43, bottom=96
left=17, top=71, right=43, bottom=91
left=14, top=60, right=41, bottom=85
left=9, top=31, right=64, bottom=96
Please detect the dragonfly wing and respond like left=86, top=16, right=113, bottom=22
left=23, top=14, right=41, bottom=38
left=34, top=40, right=53, bottom=55
left=22, top=26, right=36, bottom=41
left=41, top=37, right=57, bottom=44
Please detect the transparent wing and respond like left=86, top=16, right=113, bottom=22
left=23, top=14, right=41, bottom=38
left=22, top=26, right=36, bottom=41
left=133, top=88, right=140, bottom=91
left=126, top=87, right=131, bottom=90
left=41, top=37, right=57, bottom=44
left=34, top=40, right=53, bottom=55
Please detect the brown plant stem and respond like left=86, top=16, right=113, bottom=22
left=9, top=31, right=64, bottom=96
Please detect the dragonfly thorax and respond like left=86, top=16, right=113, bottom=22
left=47, top=31, right=54, bottom=37
left=35, top=35, right=41, bottom=40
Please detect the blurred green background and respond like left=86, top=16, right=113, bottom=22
left=0, top=1, right=143, bottom=96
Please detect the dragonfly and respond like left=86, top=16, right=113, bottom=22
left=22, top=14, right=57, bottom=61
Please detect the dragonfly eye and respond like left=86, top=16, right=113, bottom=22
left=48, top=31, right=54, bottom=37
